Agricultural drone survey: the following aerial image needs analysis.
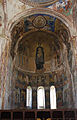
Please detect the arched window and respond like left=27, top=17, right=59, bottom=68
left=37, top=86, right=45, bottom=109
left=26, top=86, right=32, bottom=109
left=50, top=86, right=56, bottom=109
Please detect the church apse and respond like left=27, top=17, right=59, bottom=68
left=9, top=14, right=75, bottom=109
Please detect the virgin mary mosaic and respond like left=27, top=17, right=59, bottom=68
left=35, top=45, right=44, bottom=70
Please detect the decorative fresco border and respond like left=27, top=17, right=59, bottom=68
left=20, top=0, right=59, bottom=7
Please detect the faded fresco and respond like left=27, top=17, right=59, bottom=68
left=48, top=0, right=73, bottom=19
left=11, top=66, right=72, bottom=109
left=0, top=0, right=77, bottom=109
left=9, top=14, right=75, bottom=109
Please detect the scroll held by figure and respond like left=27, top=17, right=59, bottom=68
left=35, top=45, right=44, bottom=70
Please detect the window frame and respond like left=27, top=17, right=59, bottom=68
left=50, top=85, right=57, bottom=109
left=26, top=86, right=32, bottom=109
left=37, top=86, right=45, bottom=109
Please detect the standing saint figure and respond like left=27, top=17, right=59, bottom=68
left=35, top=45, right=44, bottom=70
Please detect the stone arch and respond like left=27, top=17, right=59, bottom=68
left=7, top=8, right=74, bottom=37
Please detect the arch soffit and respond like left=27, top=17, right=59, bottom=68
left=8, top=8, right=73, bottom=37
left=27, top=86, right=32, bottom=89
left=37, top=86, right=44, bottom=90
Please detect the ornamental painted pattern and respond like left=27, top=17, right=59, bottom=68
left=48, top=0, right=73, bottom=17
